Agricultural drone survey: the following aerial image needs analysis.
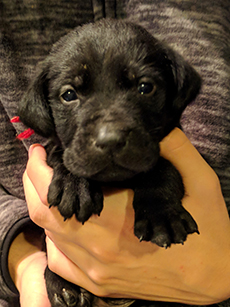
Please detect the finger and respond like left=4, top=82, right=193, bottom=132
left=160, top=128, right=218, bottom=192
left=25, top=144, right=53, bottom=206
left=23, top=169, right=52, bottom=227
left=45, top=237, right=104, bottom=295
left=21, top=295, right=51, bottom=307
left=23, top=169, right=64, bottom=230
left=21, top=282, right=51, bottom=307
left=20, top=252, right=51, bottom=307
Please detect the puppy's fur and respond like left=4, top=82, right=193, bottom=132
left=19, top=19, right=201, bottom=307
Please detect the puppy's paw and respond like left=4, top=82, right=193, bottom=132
left=48, top=170, right=103, bottom=223
left=74, top=177, right=104, bottom=223
left=45, top=267, right=94, bottom=307
left=134, top=202, right=198, bottom=248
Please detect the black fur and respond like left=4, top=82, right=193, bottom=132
left=19, top=19, right=201, bottom=307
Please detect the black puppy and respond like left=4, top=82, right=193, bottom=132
left=19, top=19, right=201, bottom=307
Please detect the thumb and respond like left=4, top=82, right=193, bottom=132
left=19, top=252, right=51, bottom=307
left=160, top=128, right=217, bottom=194
left=21, top=290, right=51, bottom=307
left=24, top=144, right=53, bottom=206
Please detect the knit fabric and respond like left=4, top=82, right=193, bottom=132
left=0, top=1, right=229, bottom=306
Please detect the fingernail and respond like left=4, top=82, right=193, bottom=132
left=28, top=144, right=43, bottom=158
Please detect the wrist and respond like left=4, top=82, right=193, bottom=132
left=202, top=251, right=230, bottom=303
left=175, top=238, right=230, bottom=304
left=8, top=226, right=44, bottom=290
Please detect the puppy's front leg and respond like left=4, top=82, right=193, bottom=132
left=46, top=144, right=103, bottom=223
left=132, top=157, right=199, bottom=248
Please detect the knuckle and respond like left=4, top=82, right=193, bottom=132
left=88, top=268, right=109, bottom=287
left=91, top=245, right=119, bottom=265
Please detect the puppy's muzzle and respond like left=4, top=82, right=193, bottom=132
left=63, top=119, right=160, bottom=182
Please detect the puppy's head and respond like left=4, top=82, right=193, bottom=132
left=19, top=19, right=201, bottom=181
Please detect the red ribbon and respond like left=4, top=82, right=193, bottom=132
left=16, top=128, right=35, bottom=140
left=10, top=116, right=35, bottom=139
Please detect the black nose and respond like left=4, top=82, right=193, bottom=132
left=95, top=124, right=127, bottom=150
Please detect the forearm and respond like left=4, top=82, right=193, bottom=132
left=0, top=186, right=43, bottom=300
left=0, top=189, right=28, bottom=298
left=8, top=223, right=44, bottom=289
left=7, top=223, right=50, bottom=307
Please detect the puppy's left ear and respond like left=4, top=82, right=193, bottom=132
left=164, top=48, right=201, bottom=130
left=18, top=60, right=55, bottom=137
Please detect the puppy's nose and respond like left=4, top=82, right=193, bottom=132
left=95, top=124, right=127, bottom=150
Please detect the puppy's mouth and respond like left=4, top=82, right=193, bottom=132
left=64, top=154, right=158, bottom=182
left=84, top=162, right=141, bottom=182
left=62, top=137, right=160, bottom=182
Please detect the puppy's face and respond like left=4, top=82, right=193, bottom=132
left=19, top=19, right=201, bottom=182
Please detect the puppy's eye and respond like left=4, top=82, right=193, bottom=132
left=138, top=83, right=156, bottom=95
left=61, top=89, right=78, bottom=102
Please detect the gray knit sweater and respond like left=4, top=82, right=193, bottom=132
left=0, top=1, right=229, bottom=306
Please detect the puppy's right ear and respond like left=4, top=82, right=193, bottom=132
left=18, top=62, right=54, bottom=137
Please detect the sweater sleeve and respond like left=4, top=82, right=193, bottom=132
left=0, top=185, right=44, bottom=307
left=0, top=186, right=30, bottom=299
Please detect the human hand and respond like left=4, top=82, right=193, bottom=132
left=23, top=128, right=230, bottom=305
left=8, top=230, right=51, bottom=307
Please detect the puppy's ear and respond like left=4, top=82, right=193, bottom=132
left=171, top=52, right=201, bottom=110
left=164, top=48, right=201, bottom=131
left=18, top=61, right=54, bottom=137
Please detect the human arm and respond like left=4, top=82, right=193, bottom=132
left=23, top=128, right=230, bottom=305
left=0, top=185, right=51, bottom=307
left=8, top=224, right=51, bottom=307
left=0, top=185, right=30, bottom=299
